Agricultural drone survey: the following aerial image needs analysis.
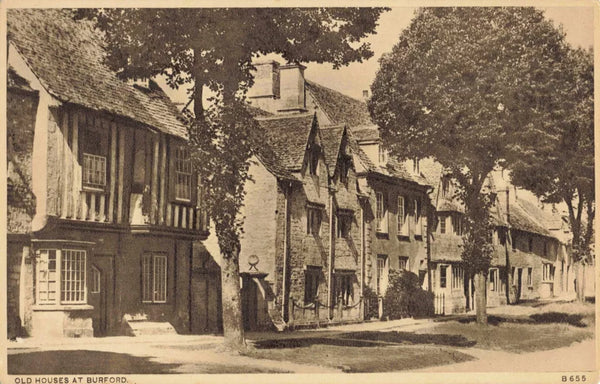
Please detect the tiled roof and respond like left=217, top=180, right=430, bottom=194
left=506, top=199, right=555, bottom=238
left=8, top=9, right=188, bottom=139
left=319, top=125, right=345, bottom=174
left=305, top=80, right=372, bottom=127
left=351, top=126, right=380, bottom=142
left=255, top=113, right=315, bottom=171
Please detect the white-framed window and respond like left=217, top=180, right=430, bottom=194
left=542, top=263, right=555, bottom=283
left=142, top=253, right=167, bottom=303
left=307, top=207, right=322, bottom=236
left=175, top=146, right=192, bottom=201
left=36, top=249, right=87, bottom=305
left=414, top=198, right=423, bottom=237
left=376, top=192, right=388, bottom=233
left=304, top=266, right=321, bottom=304
left=337, top=212, right=352, bottom=238
left=90, top=265, right=101, bottom=294
left=83, top=153, right=107, bottom=189
left=376, top=255, right=388, bottom=295
left=334, top=272, right=354, bottom=305
left=398, top=256, right=409, bottom=271
left=527, top=267, right=533, bottom=286
left=452, top=265, right=464, bottom=290
left=489, top=268, right=499, bottom=291
left=397, top=196, right=408, bottom=236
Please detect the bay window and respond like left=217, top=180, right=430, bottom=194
left=36, top=249, right=87, bottom=305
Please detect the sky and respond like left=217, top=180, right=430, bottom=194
left=160, top=6, right=595, bottom=105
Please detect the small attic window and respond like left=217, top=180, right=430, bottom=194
left=308, top=144, right=320, bottom=175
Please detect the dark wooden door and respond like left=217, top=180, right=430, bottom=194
left=89, top=255, right=114, bottom=336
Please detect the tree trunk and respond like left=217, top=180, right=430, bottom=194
left=576, top=261, right=586, bottom=302
left=474, top=271, right=487, bottom=325
left=221, top=248, right=246, bottom=352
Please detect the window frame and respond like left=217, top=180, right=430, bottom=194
left=307, top=207, right=322, bottom=236
left=414, top=198, right=423, bottom=237
left=439, top=214, right=447, bottom=234
left=82, top=152, right=107, bottom=191
left=489, top=268, right=499, bottom=291
left=142, top=253, right=168, bottom=304
left=398, top=256, right=409, bottom=271
left=527, top=267, right=533, bottom=286
left=36, top=249, right=87, bottom=305
left=376, top=255, right=389, bottom=295
left=397, top=196, right=408, bottom=236
left=337, top=211, right=352, bottom=239
left=334, top=272, right=355, bottom=306
left=81, top=125, right=109, bottom=192
left=451, top=265, right=464, bottom=290
left=174, top=146, right=193, bottom=202
left=439, top=265, right=448, bottom=289
left=90, top=265, right=101, bottom=294
left=376, top=192, right=388, bottom=233
left=304, top=266, right=321, bottom=304
left=542, top=263, right=555, bottom=283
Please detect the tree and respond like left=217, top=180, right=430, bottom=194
left=508, top=47, right=594, bottom=301
left=76, top=8, right=387, bottom=350
left=368, top=7, right=570, bottom=324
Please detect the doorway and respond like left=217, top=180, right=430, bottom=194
left=88, top=255, right=114, bottom=336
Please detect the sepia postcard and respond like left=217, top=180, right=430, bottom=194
left=1, top=1, right=598, bottom=383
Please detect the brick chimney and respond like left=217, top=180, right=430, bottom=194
left=248, top=60, right=307, bottom=114
left=278, top=62, right=307, bottom=113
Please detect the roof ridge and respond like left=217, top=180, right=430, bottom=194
left=305, top=79, right=366, bottom=104
left=254, top=112, right=314, bottom=121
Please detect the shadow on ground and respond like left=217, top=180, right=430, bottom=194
left=253, top=331, right=476, bottom=349
left=8, top=350, right=180, bottom=374
left=454, top=313, right=587, bottom=328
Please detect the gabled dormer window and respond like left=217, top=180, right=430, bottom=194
left=339, top=154, right=351, bottom=184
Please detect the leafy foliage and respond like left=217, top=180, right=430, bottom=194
left=75, top=8, right=387, bottom=347
left=382, top=270, right=434, bottom=320
left=508, top=47, right=594, bottom=264
left=369, top=8, right=573, bottom=321
left=363, top=285, right=379, bottom=320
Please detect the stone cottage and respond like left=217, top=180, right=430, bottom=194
left=7, top=9, right=221, bottom=338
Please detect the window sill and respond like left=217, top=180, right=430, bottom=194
left=82, top=186, right=107, bottom=194
left=32, top=304, right=94, bottom=311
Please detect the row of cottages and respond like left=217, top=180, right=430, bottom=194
left=7, top=9, right=222, bottom=339
left=420, top=160, right=574, bottom=315
left=243, top=60, right=577, bottom=319
left=221, top=60, right=431, bottom=330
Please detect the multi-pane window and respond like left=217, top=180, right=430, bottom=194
left=397, top=196, right=408, bottom=236
left=83, top=153, right=107, bottom=189
left=376, top=192, right=387, bottom=233
left=175, top=147, right=192, bottom=201
left=398, top=256, right=409, bottom=271
left=307, top=207, right=322, bottom=236
left=36, top=249, right=87, bottom=305
left=452, top=214, right=463, bottom=236
left=376, top=255, right=388, bottom=295
left=452, top=265, right=464, bottom=290
left=337, top=212, right=352, bottom=238
left=334, top=273, right=354, bottom=305
left=82, top=126, right=108, bottom=190
left=439, top=265, right=448, bottom=288
left=142, top=253, right=167, bottom=303
left=542, top=263, right=555, bottom=282
left=489, top=268, right=499, bottom=291
left=527, top=267, right=533, bottom=286
left=304, top=267, right=321, bottom=304
left=439, top=215, right=446, bottom=234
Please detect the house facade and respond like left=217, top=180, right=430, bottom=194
left=247, top=61, right=432, bottom=319
left=7, top=9, right=220, bottom=339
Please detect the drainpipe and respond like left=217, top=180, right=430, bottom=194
left=426, top=187, right=434, bottom=293
left=359, top=201, right=365, bottom=319
left=281, top=181, right=291, bottom=322
left=503, top=188, right=511, bottom=304
left=327, top=190, right=335, bottom=320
